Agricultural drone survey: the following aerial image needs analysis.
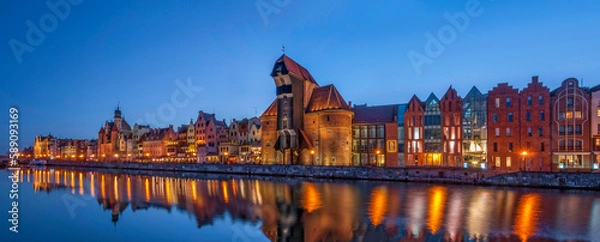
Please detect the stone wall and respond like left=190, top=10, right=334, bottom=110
left=42, top=161, right=600, bottom=190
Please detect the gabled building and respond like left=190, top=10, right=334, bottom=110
left=405, top=95, right=425, bottom=166
left=462, top=86, right=487, bottom=168
left=34, top=134, right=58, bottom=159
left=98, top=106, right=133, bottom=161
left=519, top=76, right=551, bottom=171
left=423, top=93, right=443, bottom=166
left=261, top=55, right=353, bottom=165
left=140, top=125, right=176, bottom=161
left=487, top=83, right=520, bottom=170
left=440, top=86, right=463, bottom=167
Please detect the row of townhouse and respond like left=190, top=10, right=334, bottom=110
left=402, top=76, right=600, bottom=171
left=260, top=54, right=599, bottom=171
left=33, top=134, right=97, bottom=160
left=93, top=106, right=262, bottom=163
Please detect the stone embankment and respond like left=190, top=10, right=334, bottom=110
left=40, top=161, right=600, bottom=190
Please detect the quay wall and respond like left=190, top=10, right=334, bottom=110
left=40, top=161, right=600, bottom=190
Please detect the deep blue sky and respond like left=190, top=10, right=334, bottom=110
left=2, top=0, right=600, bottom=152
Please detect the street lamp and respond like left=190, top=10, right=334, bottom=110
left=520, top=151, right=528, bottom=171
left=310, top=150, right=315, bottom=165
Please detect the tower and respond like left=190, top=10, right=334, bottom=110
left=114, top=104, right=122, bottom=130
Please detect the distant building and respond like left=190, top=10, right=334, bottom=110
left=551, top=78, right=592, bottom=169
left=34, top=134, right=58, bottom=159
left=97, top=106, right=132, bottom=161
left=140, top=125, right=176, bottom=161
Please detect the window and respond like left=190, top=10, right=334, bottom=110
left=598, top=107, right=600, bottom=117
left=493, top=113, right=498, bottom=123
left=506, top=157, right=512, bottom=167
left=576, top=125, right=582, bottom=135
left=575, top=111, right=582, bottom=119
left=495, top=98, right=500, bottom=108
left=528, top=127, right=532, bottom=137
left=527, top=96, right=532, bottom=106
left=506, top=97, right=511, bottom=107
left=567, top=97, right=574, bottom=108
left=567, top=125, right=573, bottom=134
left=495, top=157, right=501, bottom=167
left=559, top=126, right=565, bottom=135
left=508, top=142, right=513, bottom=152
left=566, top=111, right=573, bottom=119
left=540, top=111, right=545, bottom=121
left=541, top=142, right=545, bottom=152
left=493, top=143, right=498, bottom=152
left=559, top=112, right=565, bottom=120
left=526, top=111, right=531, bottom=121
left=508, top=112, right=513, bottom=122
left=538, top=95, right=543, bottom=105
left=506, top=127, right=511, bottom=137
left=538, top=126, right=543, bottom=136
left=495, top=128, right=500, bottom=137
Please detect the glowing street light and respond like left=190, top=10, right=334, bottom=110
left=521, top=151, right=528, bottom=171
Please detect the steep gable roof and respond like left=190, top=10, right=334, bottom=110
left=261, top=99, right=278, bottom=117
left=270, top=54, right=318, bottom=85
left=306, top=84, right=351, bottom=112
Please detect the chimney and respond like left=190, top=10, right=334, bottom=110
left=348, top=101, right=352, bottom=107
left=532, top=76, right=539, bottom=83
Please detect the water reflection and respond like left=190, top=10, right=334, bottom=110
left=23, top=168, right=600, bottom=241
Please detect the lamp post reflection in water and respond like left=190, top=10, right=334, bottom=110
left=367, top=186, right=388, bottom=226
left=513, top=194, right=541, bottom=241
left=427, top=186, right=447, bottom=234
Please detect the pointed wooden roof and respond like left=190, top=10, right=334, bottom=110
left=306, top=84, right=351, bottom=112
left=271, top=54, right=318, bottom=84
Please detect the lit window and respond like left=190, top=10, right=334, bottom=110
left=566, top=111, right=573, bottom=119
left=575, top=111, right=582, bottom=119
left=506, top=157, right=511, bottom=167
left=495, top=98, right=500, bottom=108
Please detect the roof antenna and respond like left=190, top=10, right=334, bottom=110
left=282, top=45, right=285, bottom=55
left=117, top=101, right=120, bottom=110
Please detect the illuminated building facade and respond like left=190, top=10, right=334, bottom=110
left=551, top=78, right=592, bottom=169
left=351, top=104, right=399, bottom=167
left=462, top=86, right=487, bottom=168
left=261, top=55, right=353, bottom=165
left=97, top=106, right=133, bottom=161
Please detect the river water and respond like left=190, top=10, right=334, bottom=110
left=1, top=168, right=599, bottom=241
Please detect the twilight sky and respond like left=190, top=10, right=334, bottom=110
left=1, top=0, right=600, bottom=152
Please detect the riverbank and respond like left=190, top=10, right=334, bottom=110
left=39, top=161, right=600, bottom=190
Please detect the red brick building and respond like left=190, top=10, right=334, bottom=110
left=352, top=104, right=399, bottom=167
left=487, top=83, right=520, bottom=170
left=440, top=87, right=463, bottom=167
left=519, top=76, right=551, bottom=171
left=405, top=95, right=425, bottom=166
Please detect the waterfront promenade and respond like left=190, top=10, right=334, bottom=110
left=40, top=161, right=600, bottom=190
